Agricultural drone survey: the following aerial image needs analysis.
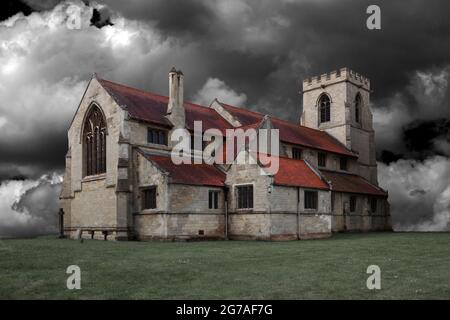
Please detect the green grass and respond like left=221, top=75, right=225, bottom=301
left=1, top=233, right=449, bottom=299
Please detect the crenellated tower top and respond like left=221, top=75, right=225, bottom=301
left=302, top=68, right=370, bottom=92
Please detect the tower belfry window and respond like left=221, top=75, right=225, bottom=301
left=319, top=94, right=331, bottom=123
left=355, top=93, right=362, bottom=124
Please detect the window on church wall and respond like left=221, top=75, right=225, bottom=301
left=83, top=105, right=106, bottom=177
left=355, top=93, right=362, bottom=124
left=318, top=94, right=331, bottom=124
left=350, top=196, right=357, bottom=212
left=318, top=152, right=327, bottom=167
left=370, top=198, right=377, bottom=213
left=340, top=157, right=348, bottom=171
left=304, top=190, right=318, bottom=209
left=209, top=190, right=219, bottom=209
left=236, top=185, right=253, bottom=209
left=142, top=187, right=157, bottom=209
left=147, top=128, right=167, bottom=145
left=292, top=147, right=302, bottom=160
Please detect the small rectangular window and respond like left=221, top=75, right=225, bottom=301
left=370, top=198, right=377, bottom=213
left=237, top=185, right=253, bottom=209
left=143, top=187, right=157, bottom=209
left=209, top=190, right=219, bottom=209
left=304, top=190, right=318, bottom=209
left=340, top=157, right=348, bottom=171
left=147, top=128, right=167, bottom=145
left=318, top=152, right=326, bottom=167
left=292, top=148, right=302, bottom=160
left=350, top=196, right=357, bottom=212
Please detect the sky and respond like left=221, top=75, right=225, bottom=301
left=0, top=0, right=449, bottom=237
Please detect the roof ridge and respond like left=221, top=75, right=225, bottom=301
left=99, top=78, right=216, bottom=111
left=321, top=168, right=386, bottom=191
left=222, top=101, right=326, bottom=132
left=98, top=77, right=354, bottom=157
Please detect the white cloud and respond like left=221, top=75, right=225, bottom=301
left=378, top=156, right=450, bottom=231
left=0, top=174, right=62, bottom=238
left=0, top=116, right=7, bottom=129
left=194, top=77, right=247, bottom=107
left=0, top=0, right=192, bottom=176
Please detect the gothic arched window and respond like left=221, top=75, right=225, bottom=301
left=318, top=94, right=331, bottom=123
left=355, top=93, right=362, bottom=124
left=83, top=105, right=106, bottom=176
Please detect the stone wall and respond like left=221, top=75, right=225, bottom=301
left=331, top=191, right=391, bottom=232
left=134, top=213, right=225, bottom=240
left=133, top=152, right=226, bottom=240
left=61, top=77, right=131, bottom=239
left=226, top=153, right=332, bottom=240
left=301, top=68, right=378, bottom=184
left=282, top=143, right=358, bottom=174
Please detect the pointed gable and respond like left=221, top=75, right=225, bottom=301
left=98, top=78, right=232, bottom=133
left=96, top=77, right=355, bottom=157
left=140, top=151, right=226, bottom=187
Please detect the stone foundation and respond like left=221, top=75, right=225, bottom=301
left=65, top=227, right=131, bottom=241
left=134, top=213, right=225, bottom=240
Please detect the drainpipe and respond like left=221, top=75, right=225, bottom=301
left=296, top=187, right=300, bottom=240
left=224, top=186, right=229, bottom=240
left=58, top=208, right=65, bottom=239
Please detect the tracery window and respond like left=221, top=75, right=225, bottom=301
left=83, top=105, right=106, bottom=176
left=318, top=94, right=331, bottom=123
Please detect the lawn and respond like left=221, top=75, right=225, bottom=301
left=1, top=232, right=449, bottom=299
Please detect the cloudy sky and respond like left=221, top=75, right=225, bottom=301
left=0, top=0, right=449, bottom=237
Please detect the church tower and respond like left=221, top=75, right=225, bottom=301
left=300, top=68, right=378, bottom=184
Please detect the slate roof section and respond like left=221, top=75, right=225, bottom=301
left=140, top=151, right=226, bottom=187
left=320, top=170, right=388, bottom=197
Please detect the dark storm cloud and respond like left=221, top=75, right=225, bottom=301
left=2, top=0, right=449, bottom=177
left=404, top=119, right=450, bottom=159
left=99, top=0, right=450, bottom=113
left=1, top=0, right=32, bottom=21
left=90, top=7, right=113, bottom=28
left=95, top=0, right=215, bottom=36
left=1, top=0, right=450, bottom=233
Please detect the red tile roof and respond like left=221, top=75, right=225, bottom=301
left=99, top=77, right=354, bottom=157
left=320, top=170, right=387, bottom=197
left=271, top=118, right=356, bottom=157
left=140, top=151, right=226, bottom=187
left=221, top=103, right=355, bottom=157
left=99, top=79, right=232, bottom=133
left=220, top=103, right=264, bottom=126
left=259, top=154, right=329, bottom=189
left=99, top=79, right=172, bottom=127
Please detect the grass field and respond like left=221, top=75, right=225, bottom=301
left=1, top=232, right=449, bottom=299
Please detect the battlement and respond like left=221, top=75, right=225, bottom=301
left=302, top=68, right=370, bottom=91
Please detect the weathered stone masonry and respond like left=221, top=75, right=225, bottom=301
left=60, top=67, right=391, bottom=241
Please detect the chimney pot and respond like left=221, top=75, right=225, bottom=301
left=167, top=67, right=185, bottom=128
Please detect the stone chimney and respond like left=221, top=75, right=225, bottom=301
left=167, top=67, right=185, bottom=129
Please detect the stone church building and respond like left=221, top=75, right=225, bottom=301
left=60, top=67, right=391, bottom=241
